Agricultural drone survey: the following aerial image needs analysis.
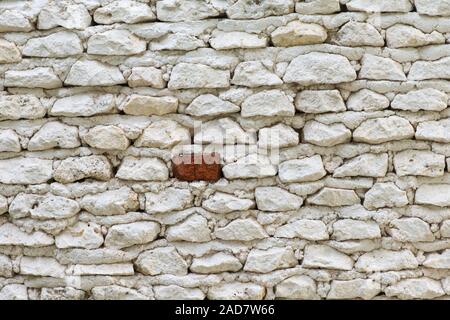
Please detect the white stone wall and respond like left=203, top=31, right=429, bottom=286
left=0, top=0, right=450, bottom=300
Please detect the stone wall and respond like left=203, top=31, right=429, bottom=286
left=0, top=0, right=450, bottom=300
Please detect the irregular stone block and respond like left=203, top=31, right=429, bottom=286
left=166, top=214, right=211, bottom=243
left=116, top=157, right=168, bottom=182
left=105, top=221, right=160, bottom=249
left=244, top=247, right=297, bottom=273
left=283, top=52, right=356, bottom=85
left=135, top=247, right=188, bottom=276
left=302, top=245, right=354, bottom=270
left=0, top=157, right=53, bottom=184
left=4, top=67, right=62, bottom=89
left=54, top=156, right=112, bottom=183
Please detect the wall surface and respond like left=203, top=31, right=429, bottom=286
left=0, top=0, right=450, bottom=300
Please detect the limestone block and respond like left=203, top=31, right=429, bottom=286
left=284, top=52, right=356, bottom=85
left=116, top=157, right=168, bottom=181
left=255, top=187, right=303, bottom=212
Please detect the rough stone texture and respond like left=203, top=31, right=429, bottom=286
left=0, top=0, right=448, bottom=301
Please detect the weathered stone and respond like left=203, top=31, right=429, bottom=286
left=353, top=116, right=414, bottom=144
left=28, top=122, right=80, bottom=151
left=121, top=95, right=178, bottom=116
left=303, top=121, right=351, bottom=147
left=346, top=0, right=413, bottom=12
left=284, top=52, right=356, bottom=85
left=0, top=39, right=21, bottom=63
left=94, top=0, right=155, bottom=24
left=0, top=284, right=28, bottom=300
left=415, top=0, right=450, bottom=16
left=391, top=89, right=448, bottom=112
left=255, top=187, right=303, bottom=211
left=258, top=123, right=299, bottom=149
left=210, top=31, right=268, bottom=50
left=54, top=156, right=112, bottom=183
left=394, top=150, right=445, bottom=177
left=385, top=278, right=444, bottom=300
left=416, top=119, right=450, bottom=143
left=38, top=1, right=92, bottom=30
left=0, top=157, right=53, bottom=184
left=190, top=253, right=242, bottom=274
left=69, top=263, right=134, bottom=276
left=222, top=154, right=277, bottom=179
left=0, top=95, right=46, bottom=120
left=215, top=218, right=268, bottom=241
left=185, top=94, right=240, bottom=117
left=355, top=249, right=418, bottom=272
left=65, top=60, right=126, bottom=86
left=346, top=89, right=390, bottom=112
left=105, top=221, right=160, bottom=249
left=166, top=214, right=211, bottom=243
left=0, top=223, right=54, bottom=247
left=135, top=247, right=187, bottom=276
left=275, top=275, right=318, bottom=299
left=328, top=279, right=381, bottom=300
left=194, top=118, right=256, bottom=145
left=30, top=195, right=80, bottom=220
left=41, top=287, right=86, bottom=300
left=145, top=188, right=192, bottom=213
left=91, top=285, right=147, bottom=300
left=389, top=218, right=434, bottom=242
left=275, top=219, right=329, bottom=240
left=80, top=187, right=139, bottom=216
left=88, top=30, right=147, bottom=56
left=20, top=256, right=65, bottom=278
left=135, top=120, right=190, bottom=149
left=227, top=0, right=294, bottom=19
left=244, top=247, right=297, bottom=273
left=308, top=188, right=360, bottom=207
left=409, top=57, right=450, bottom=80
left=359, top=54, right=406, bottom=81
left=5, top=67, right=62, bottom=89
left=303, top=245, right=354, bottom=270
left=56, top=248, right=134, bottom=265
left=55, top=222, right=104, bottom=249
left=332, top=219, right=381, bottom=241
left=0, top=10, right=32, bottom=32
left=207, top=283, right=265, bottom=300
left=334, top=153, right=388, bottom=178
left=0, top=129, right=21, bottom=152
left=168, top=63, right=230, bottom=89
left=231, top=61, right=282, bottom=87
left=127, top=67, right=165, bottom=88
left=84, top=125, right=129, bottom=151
left=272, top=21, right=327, bottom=46
left=203, top=192, right=254, bottom=214
left=423, top=250, right=450, bottom=269
left=146, top=28, right=200, bottom=51
left=50, top=94, right=116, bottom=117
left=23, top=31, right=83, bottom=58
left=156, top=0, right=219, bottom=22
left=116, top=157, right=168, bottom=181
left=279, top=155, right=326, bottom=183
left=153, top=285, right=205, bottom=300
left=295, top=90, right=346, bottom=114
left=364, top=182, right=409, bottom=210
left=335, top=21, right=384, bottom=47
left=415, top=184, right=450, bottom=207
left=386, top=24, right=445, bottom=48
left=241, top=90, right=295, bottom=117
left=0, top=254, right=13, bottom=277
left=296, top=0, right=340, bottom=14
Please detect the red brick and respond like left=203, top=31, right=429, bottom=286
left=172, top=153, right=221, bottom=182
